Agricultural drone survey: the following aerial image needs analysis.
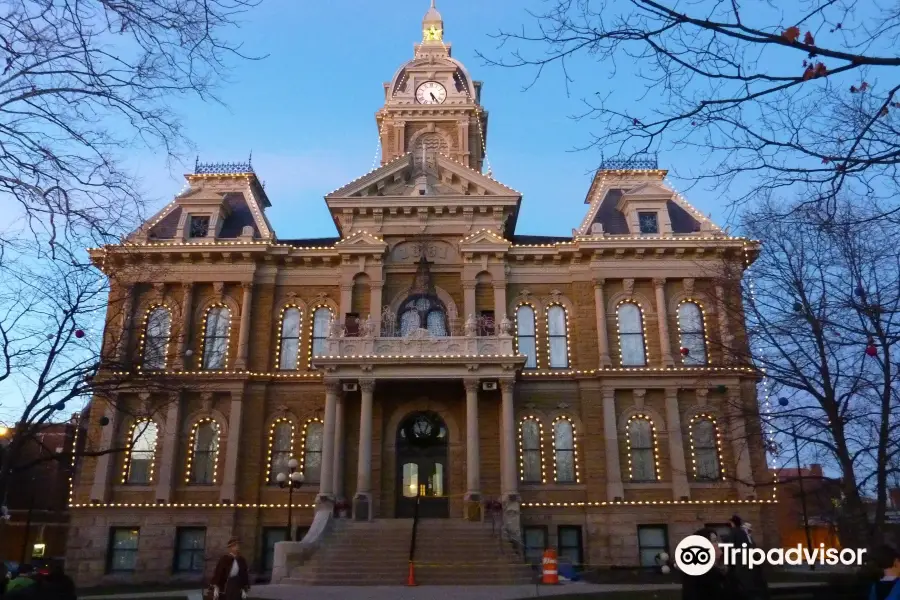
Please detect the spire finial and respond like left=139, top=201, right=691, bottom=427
left=431, top=0, right=436, bottom=7
left=423, top=0, right=443, bottom=42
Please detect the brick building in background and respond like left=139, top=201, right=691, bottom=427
left=0, top=418, right=82, bottom=564
left=66, top=2, right=777, bottom=588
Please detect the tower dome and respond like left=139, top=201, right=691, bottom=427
left=422, top=0, right=443, bottom=42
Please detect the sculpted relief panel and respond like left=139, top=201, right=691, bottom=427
left=389, top=240, right=459, bottom=265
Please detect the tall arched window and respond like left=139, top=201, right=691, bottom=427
left=267, top=420, right=294, bottom=484
left=201, top=306, right=231, bottom=370
left=311, top=307, right=332, bottom=358
left=691, top=417, right=721, bottom=480
left=123, top=420, right=158, bottom=484
left=519, top=418, right=544, bottom=483
left=553, top=418, right=577, bottom=483
left=516, top=305, right=537, bottom=369
left=547, top=305, right=569, bottom=368
left=398, top=295, right=447, bottom=337
left=278, top=307, right=302, bottom=369
left=188, top=420, right=219, bottom=484
left=617, top=302, right=647, bottom=366
left=302, top=420, right=324, bottom=483
left=627, top=417, right=657, bottom=481
left=678, top=302, right=707, bottom=365
left=142, top=307, right=171, bottom=370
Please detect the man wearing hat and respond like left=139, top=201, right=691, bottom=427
left=211, top=537, right=250, bottom=600
left=726, top=515, right=769, bottom=600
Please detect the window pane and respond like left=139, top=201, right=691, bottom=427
left=618, top=303, right=642, bottom=333
left=426, top=310, right=447, bottom=336
left=522, top=420, right=540, bottom=450
left=402, top=462, right=419, bottom=497
left=694, top=420, right=715, bottom=446
left=547, top=306, right=566, bottom=335
left=127, top=421, right=157, bottom=484
left=554, top=420, right=573, bottom=450
left=281, top=308, right=301, bottom=338
left=559, top=527, right=580, bottom=547
left=274, top=422, right=292, bottom=451
left=629, top=420, right=651, bottom=447
left=620, top=334, right=646, bottom=366
left=143, top=308, right=170, bottom=369
left=279, top=308, right=301, bottom=369
left=518, top=336, right=537, bottom=369
left=549, top=337, right=568, bottom=368
left=312, top=308, right=331, bottom=356
left=516, top=306, right=535, bottom=335
left=523, top=450, right=541, bottom=482
left=191, top=423, right=218, bottom=484
left=554, top=420, right=575, bottom=482
left=697, top=449, right=719, bottom=479
left=638, top=526, right=666, bottom=547
left=400, top=309, right=419, bottom=336
left=304, top=422, right=323, bottom=482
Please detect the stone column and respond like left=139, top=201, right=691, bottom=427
left=332, top=392, right=345, bottom=500
left=114, top=284, right=135, bottom=364
left=492, top=281, right=507, bottom=322
left=155, top=394, right=182, bottom=503
left=500, top=379, right=518, bottom=501
left=219, top=393, right=243, bottom=503
left=602, top=389, right=624, bottom=500
left=593, top=279, right=612, bottom=367
left=90, top=399, right=119, bottom=503
left=664, top=388, right=691, bottom=500
left=716, top=285, right=733, bottom=363
left=463, top=282, right=477, bottom=323
left=178, top=283, right=194, bottom=370
left=464, top=378, right=481, bottom=504
left=395, top=121, right=406, bottom=156
left=235, top=283, right=254, bottom=370
left=319, top=381, right=340, bottom=500
left=370, top=282, right=383, bottom=336
left=354, top=378, right=375, bottom=519
left=725, top=388, right=755, bottom=498
left=654, top=278, right=674, bottom=366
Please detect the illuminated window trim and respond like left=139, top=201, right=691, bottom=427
left=199, top=304, right=232, bottom=370
left=616, top=300, right=649, bottom=367
left=514, top=302, right=538, bottom=369
left=545, top=303, right=571, bottom=369
left=677, top=299, right=709, bottom=366
left=518, top=416, right=546, bottom=483
left=185, top=418, right=220, bottom=485
left=274, top=304, right=304, bottom=370
left=136, top=304, right=172, bottom=371
left=299, top=417, right=324, bottom=483
left=688, top=413, right=725, bottom=481
left=551, top=416, right=579, bottom=483
left=625, top=414, right=661, bottom=482
left=307, top=305, right=333, bottom=368
left=265, top=417, right=295, bottom=485
left=120, top=419, right=159, bottom=485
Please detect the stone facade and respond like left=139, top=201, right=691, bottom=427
left=66, top=3, right=776, bottom=588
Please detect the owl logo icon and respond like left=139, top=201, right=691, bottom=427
left=675, top=535, right=717, bottom=576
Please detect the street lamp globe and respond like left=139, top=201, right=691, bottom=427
left=275, top=472, right=287, bottom=484
left=291, top=471, right=304, bottom=483
left=287, top=458, right=299, bottom=470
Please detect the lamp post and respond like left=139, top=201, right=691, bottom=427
left=275, top=458, right=304, bottom=541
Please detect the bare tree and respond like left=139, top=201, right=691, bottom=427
left=721, top=197, right=900, bottom=549
left=482, top=0, right=900, bottom=220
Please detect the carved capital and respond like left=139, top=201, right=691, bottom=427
left=653, top=278, right=666, bottom=289
left=463, top=378, right=480, bottom=393
left=324, top=380, right=342, bottom=395
left=492, top=281, right=507, bottom=291
left=462, top=282, right=477, bottom=290
left=181, top=281, right=193, bottom=293
left=499, top=379, right=515, bottom=394
left=359, top=378, right=376, bottom=394
left=241, top=282, right=254, bottom=292
left=601, top=388, right=616, bottom=400
left=683, top=278, right=695, bottom=296
left=623, top=279, right=635, bottom=296
left=664, top=387, right=678, bottom=399
left=592, top=278, right=606, bottom=290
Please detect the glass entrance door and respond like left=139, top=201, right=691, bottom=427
left=397, top=457, right=448, bottom=518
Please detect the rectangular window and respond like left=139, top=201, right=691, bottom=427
left=189, top=215, right=210, bottom=238
left=638, top=212, right=659, bottom=234
left=174, top=527, right=206, bottom=573
left=637, top=525, right=669, bottom=567
left=558, top=526, right=583, bottom=567
left=107, top=527, right=140, bottom=573
left=478, top=311, right=495, bottom=336
left=344, top=313, right=360, bottom=337
left=523, top=525, right=548, bottom=565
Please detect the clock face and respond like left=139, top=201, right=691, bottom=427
left=416, top=81, right=447, bottom=104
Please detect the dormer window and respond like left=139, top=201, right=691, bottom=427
left=189, top=215, right=210, bottom=238
left=638, top=212, right=659, bottom=234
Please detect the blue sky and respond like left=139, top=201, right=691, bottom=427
left=130, top=0, right=726, bottom=239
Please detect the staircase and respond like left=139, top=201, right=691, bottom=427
left=284, top=518, right=533, bottom=585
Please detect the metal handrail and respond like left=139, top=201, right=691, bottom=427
left=408, top=492, right=421, bottom=564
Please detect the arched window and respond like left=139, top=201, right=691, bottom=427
left=617, top=302, right=647, bottom=366
left=547, top=305, right=569, bottom=368
left=516, top=305, right=537, bottom=369
left=678, top=302, right=707, bottom=365
left=201, top=306, right=231, bottom=370
left=278, top=307, right=302, bottom=369
left=301, top=420, right=324, bottom=483
left=627, top=417, right=657, bottom=481
left=553, top=418, right=577, bottom=483
left=123, top=420, right=158, bottom=484
left=142, top=307, right=171, bottom=370
left=188, top=420, right=219, bottom=484
left=691, top=417, right=721, bottom=480
left=519, top=418, right=544, bottom=483
left=267, top=420, right=294, bottom=484
left=311, top=307, right=332, bottom=357
left=397, top=295, right=447, bottom=337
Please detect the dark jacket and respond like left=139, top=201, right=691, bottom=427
left=725, top=527, right=769, bottom=600
left=681, top=527, right=725, bottom=600
left=211, top=554, right=249, bottom=592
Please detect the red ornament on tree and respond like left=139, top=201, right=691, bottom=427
left=865, top=344, right=877, bottom=357
left=680, top=347, right=690, bottom=356
left=74, top=329, right=85, bottom=338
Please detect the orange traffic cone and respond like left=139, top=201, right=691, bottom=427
left=407, top=561, right=417, bottom=586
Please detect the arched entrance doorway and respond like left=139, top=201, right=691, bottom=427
left=396, top=411, right=449, bottom=518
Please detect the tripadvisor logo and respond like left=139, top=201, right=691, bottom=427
left=674, top=534, right=867, bottom=576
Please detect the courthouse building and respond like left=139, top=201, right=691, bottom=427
left=66, top=2, right=776, bottom=586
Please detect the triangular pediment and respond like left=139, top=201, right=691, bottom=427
left=335, top=230, right=388, bottom=253
left=622, top=182, right=672, bottom=198
left=459, top=228, right=511, bottom=250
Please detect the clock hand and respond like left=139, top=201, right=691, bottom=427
left=430, top=92, right=437, bottom=102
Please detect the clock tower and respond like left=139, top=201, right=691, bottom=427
left=378, top=1, right=488, bottom=171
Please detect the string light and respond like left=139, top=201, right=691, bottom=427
left=676, top=299, right=710, bottom=366
left=184, top=418, right=220, bottom=485
left=274, top=305, right=303, bottom=370
left=615, top=300, right=649, bottom=367
left=120, top=419, right=159, bottom=485
left=518, top=416, right=545, bottom=483
left=307, top=306, right=333, bottom=369
left=521, top=499, right=777, bottom=508
left=687, top=414, right=726, bottom=481
left=298, top=418, right=323, bottom=476
left=135, top=304, right=172, bottom=371
left=513, top=302, right=538, bottom=369
left=198, top=304, right=233, bottom=371
left=625, top=414, right=661, bottom=481
left=264, top=418, right=295, bottom=485
left=72, top=502, right=317, bottom=509
left=68, top=415, right=80, bottom=507
left=551, top=416, right=580, bottom=483
left=545, top=303, right=571, bottom=369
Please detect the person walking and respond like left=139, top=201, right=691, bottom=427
left=868, top=545, right=900, bottom=600
left=680, top=527, right=726, bottom=600
left=211, top=538, right=250, bottom=600
left=725, top=515, right=769, bottom=600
